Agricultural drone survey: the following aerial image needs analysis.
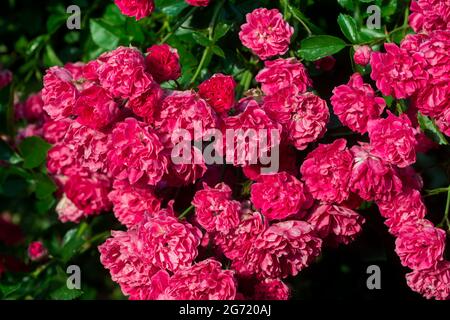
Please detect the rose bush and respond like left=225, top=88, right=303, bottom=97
left=0, top=0, right=449, bottom=301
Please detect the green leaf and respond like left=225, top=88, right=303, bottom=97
left=18, top=136, right=51, bottom=169
left=287, top=5, right=324, bottom=35
left=47, top=13, right=68, bottom=34
left=35, top=173, right=57, bottom=199
left=337, top=0, right=354, bottom=11
left=298, top=35, right=347, bottom=61
left=417, top=113, right=448, bottom=145
left=50, top=286, right=83, bottom=300
left=102, top=4, right=126, bottom=25
left=89, top=19, right=120, bottom=50
left=211, top=45, right=225, bottom=58
left=155, top=0, right=189, bottom=16
left=60, top=224, right=89, bottom=262
left=43, top=44, right=63, bottom=67
left=213, top=23, right=231, bottom=41
left=192, top=32, right=213, bottom=47
left=337, top=14, right=359, bottom=43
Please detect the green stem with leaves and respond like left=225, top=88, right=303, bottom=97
left=159, top=7, right=198, bottom=44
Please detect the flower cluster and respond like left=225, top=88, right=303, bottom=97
left=25, top=2, right=449, bottom=301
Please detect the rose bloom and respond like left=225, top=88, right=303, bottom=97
left=145, top=44, right=181, bottom=83
left=253, top=278, right=290, bottom=300
left=74, top=85, right=120, bottom=130
left=42, top=66, right=78, bottom=120
left=331, top=73, right=385, bottom=133
left=223, top=103, right=282, bottom=166
left=138, top=212, right=202, bottom=272
left=307, top=204, right=365, bottom=246
left=237, top=220, right=322, bottom=279
left=163, top=144, right=207, bottom=186
left=414, top=81, right=450, bottom=118
left=263, top=90, right=329, bottom=150
left=161, top=259, right=236, bottom=300
left=185, top=0, right=209, bottom=6
left=405, top=31, right=450, bottom=84
left=155, top=90, right=219, bottom=140
left=28, top=241, right=48, bottom=262
left=56, top=194, right=87, bottom=223
left=409, top=0, right=450, bottom=33
left=406, top=261, right=450, bottom=300
left=395, top=219, right=446, bottom=270
left=99, top=229, right=159, bottom=298
left=198, top=74, right=236, bottom=114
left=108, top=180, right=160, bottom=227
left=107, top=118, right=168, bottom=185
left=214, top=211, right=267, bottom=261
left=15, top=124, right=43, bottom=143
left=192, top=182, right=240, bottom=234
left=436, top=107, right=450, bottom=137
left=64, top=173, right=112, bottom=216
left=0, top=69, right=12, bottom=89
left=376, top=189, right=426, bottom=236
left=255, top=58, right=312, bottom=96
left=239, top=8, right=294, bottom=60
left=114, top=0, right=155, bottom=20
left=300, top=139, right=353, bottom=203
left=47, top=122, right=109, bottom=176
left=97, top=46, right=152, bottom=99
left=370, top=43, right=428, bottom=99
left=125, top=81, right=163, bottom=122
left=367, top=112, right=417, bottom=168
left=350, top=143, right=404, bottom=202
left=250, top=172, right=312, bottom=221
left=353, top=45, right=372, bottom=66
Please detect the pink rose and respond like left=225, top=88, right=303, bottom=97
left=192, top=182, right=240, bottom=234
left=370, top=43, right=428, bottom=99
left=350, top=143, right=404, bottom=202
left=367, top=112, right=417, bottom=168
left=376, top=189, right=426, bottom=236
left=125, top=82, right=163, bottom=122
left=353, top=45, right=372, bottom=66
left=114, top=0, right=155, bottom=20
left=97, top=47, right=152, bottom=99
left=145, top=44, right=181, bottom=83
left=28, top=241, right=48, bottom=262
left=409, top=0, right=450, bottom=33
left=64, top=173, right=111, bottom=216
left=251, top=172, right=312, bottom=220
left=406, top=261, right=450, bottom=300
left=162, top=259, right=236, bottom=300
left=263, top=90, right=329, bottom=150
left=138, top=212, right=202, bottom=272
left=0, top=69, right=12, bottom=89
left=108, top=180, right=160, bottom=227
left=42, top=66, right=78, bottom=120
left=331, top=73, right=385, bottom=133
left=239, top=8, right=293, bottom=60
left=256, top=58, right=311, bottom=96
left=307, top=204, right=365, bottom=246
left=300, top=139, right=353, bottom=203
left=236, top=220, right=322, bottom=279
left=253, top=278, right=290, bottom=300
left=74, top=85, right=120, bottom=130
left=198, top=74, right=236, bottom=114
left=107, top=118, right=169, bottom=185
left=395, top=219, right=446, bottom=270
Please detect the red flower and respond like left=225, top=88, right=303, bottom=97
left=145, top=44, right=181, bottom=83
left=198, top=74, right=236, bottom=114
